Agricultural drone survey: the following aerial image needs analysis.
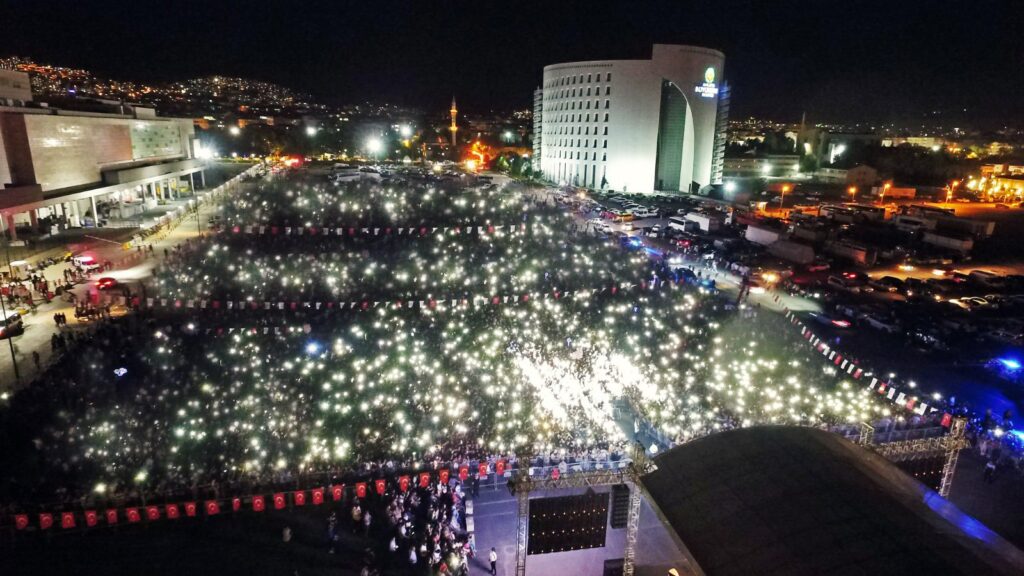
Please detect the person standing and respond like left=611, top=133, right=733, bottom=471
left=489, top=547, right=498, bottom=575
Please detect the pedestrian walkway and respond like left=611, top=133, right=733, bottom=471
left=0, top=167, right=257, bottom=394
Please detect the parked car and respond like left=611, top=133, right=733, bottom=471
left=862, top=314, right=900, bottom=334
left=868, top=276, right=902, bottom=292
left=0, top=312, right=23, bottom=339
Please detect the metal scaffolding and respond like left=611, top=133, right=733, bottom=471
left=509, top=448, right=655, bottom=576
left=861, top=417, right=969, bottom=497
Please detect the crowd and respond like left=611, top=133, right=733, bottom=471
left=0, top=176, right=896, bottom=518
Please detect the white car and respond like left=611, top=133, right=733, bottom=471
left=862, top=314, right=900, bottom=334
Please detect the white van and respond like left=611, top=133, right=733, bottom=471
left=667, top=216, right=690, bottom=233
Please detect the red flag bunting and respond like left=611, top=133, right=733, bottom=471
left=166, top=504, right=180, bottom=519
left=14, top=514, right=29, bottom=530
left=479, top=462, right=489, bottom=478
left=419, top=472, right=431, bottom=488
left=294, top=491, right=306, bottom=506
left=274, top=493, right=286, bottom=510
left=551, top=468, right=560, bottom=480
left=84, top=510, right=98, bottom=527
left=126, top=508, right=141, bottom=523
left=253, top=495, right=265, bottom=512
left=399, top=475, right=410, bottom=493
left=941, top=413, right=953, bottom=427
left=311, top=488, right=324, bottom=505
left=146, top=506, right=160, bottom=521
left=331, top=485, right=344, bottom=501
left=106, top=509, right=119, bottom=525
left=205, top=500, right=220, bottom=516
left=61, top=512, right=76, bottom=529
left=459, top=465, right=469, bottom=481
left=232, top=498, right=241, bottom=512
left=375, top=478, right=386, bottom=496
left=39, top=513, right=53, bottom=530
left=439, top=469, right=450, bottom=485
left=184, top=502, right=197, bottom=517
left=355, top=482, right=367, bottom=499
left=496, top=460, right=506, bottom=476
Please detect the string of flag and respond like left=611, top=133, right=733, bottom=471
left=9, top=463, right=508, bottom=533
left=141, top=276, right=708, bottom=314
left=782, top=307, right=953, bottom=426
left=215, top=223, right=528, bottom=237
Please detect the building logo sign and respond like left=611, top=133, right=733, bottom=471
left=695, top=66, right=719, bottom=99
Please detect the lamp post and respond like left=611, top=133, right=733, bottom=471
left=848, top=185, right=857, bottom=203
left=0, top=231, right=20, bottom=385
left=780, top=184, right=791, bottom=211
left=880, top=182, right=891, bottom=204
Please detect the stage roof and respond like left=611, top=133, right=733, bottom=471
left=641, top=426, right=1024, bottom=576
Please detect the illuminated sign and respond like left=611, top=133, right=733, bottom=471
left=695, top=66, right=719, bottom=99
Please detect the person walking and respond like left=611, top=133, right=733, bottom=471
left=983, top=459, right=997, bottom=483
left=489, top=547, right=498, bottom=575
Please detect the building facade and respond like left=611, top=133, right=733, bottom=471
left=0, top=87, right=203, bottom=239
left=536, top=44, right=726, bottom=193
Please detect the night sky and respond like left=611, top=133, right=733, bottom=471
left=5, top=0, right=1022, bottom=125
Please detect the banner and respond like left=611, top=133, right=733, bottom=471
left=375, top=478, right=386, bottom=496
left=355, top=482, right=367, bottom=499
left=253, top=495, right=265, bottom=512
left=274, top=493, right=286, bottom=510
left=311, top=488, right=324, bottom=505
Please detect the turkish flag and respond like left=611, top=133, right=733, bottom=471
left=331, top=485, right=344, bottom=501
left=184, top=502, right=197, bottom=517
left=205, top=501, right=220, bottom=516
left=39, top=513, right=53, bottom=530
left=491, top=296, right=500, bottom=305
left=355, top=482, right=367, bottom=499
left=14, top=514, right=29, bottom=530
left=252, top=495, right=265, bottom=512
left=232, top=498, right=241, bottom=512
left=488, top=225, right=495, bottom=234
left=479, top=463, right=489, bottom=478
left=311, top=488, right=324, bottom=505
left=375, top=479, right=386, bottom=496
left=61, top=512, right=76, bottom=529
left=459, top=466, right=469, bottom=481
left=294, top=491, right=306, bottom=506
left=420, top=227, right=427, bottom=236
left=105, top=509, right=118, bottom=525
left=399, top=476, right=410, bottom=493
left=419, top=472, right=431, bottom=488
left=439, top=469, right=450, bottom=485
left=166, top=504, right=180, bottom=519
left=146, top=506, right=160, bottom=521
left=126, top=508, right=141, bottom=523
left=941, top=413, right=953, bottom=427
left=551, top=468, right=560, bottom=480
left=84, top=510, right=98, bottom=527
left=274, top=493, right=286, bottom=510
left=496, top=460, right=506, bottom=476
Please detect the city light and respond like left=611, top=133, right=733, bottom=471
left=399, top=125, right=412, bottom=138
left=229, top=126, right=241, bottom=136
left=306, top=125, right=317, bottom=136
left=366, top=137, right=383, bottom=155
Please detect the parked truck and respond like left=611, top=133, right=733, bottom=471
left=768, top=240, right=815, bottom=265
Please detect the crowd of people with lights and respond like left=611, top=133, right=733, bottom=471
left=0, top=175, right=917, bottom=518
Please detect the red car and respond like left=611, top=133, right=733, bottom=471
left=95, top=277, right=118, bottom=290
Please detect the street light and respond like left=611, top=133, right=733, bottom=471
left=399, top=125, right=412, bottom=138
left=880, top=182, right=892, bottom=204
left=366, top=137, right=383, bottom=161
left=305, top=126, right=317, bottom=137
left=848, top=185, right=857, bottom=203
left=229, top=126, right=241, bottom=136
left=780, top=184, right=791, bottom=210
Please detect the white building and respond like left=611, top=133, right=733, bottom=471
left=0, top=71, right=204, bottom=239
left=535, top=44, right=727, bottom=193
